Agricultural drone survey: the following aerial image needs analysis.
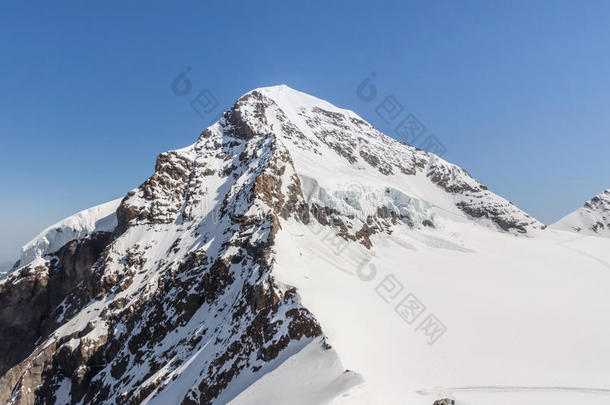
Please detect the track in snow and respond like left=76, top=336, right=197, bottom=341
left=555, top=235, right=610, bottom=269
left=417, top=386, right=610, bottom=396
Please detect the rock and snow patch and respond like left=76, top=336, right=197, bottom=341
left=552, top=189, right=610, bottom=237
left=228, top=338, right=364, bottom=405
left=299, top=174, right=437, bottom=229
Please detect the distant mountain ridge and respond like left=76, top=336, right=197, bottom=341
left=552, top=189, right=610, bottom=237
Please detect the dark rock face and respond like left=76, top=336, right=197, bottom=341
left=456, top=200, right=531, bottom=233
left=0, top=231, right=112, bottom=377
left=0, top=232, right=113, bottom=404
left=427, top=161, right=483, bottom=194
left=115, top=150, right=195, bottom=235
left=224, top=91, right=269, bottom=140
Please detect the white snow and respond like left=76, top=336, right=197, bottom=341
left=272, top=216, right=610, bottom=405
left=17, top=198, right=121, bottom=268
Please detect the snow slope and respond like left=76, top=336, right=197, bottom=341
left=275, top=217, right=610, bottom=405
left=552, top=189, right=610, bottom=237
left=1, top=85, right=608, bottom=405
left=17, top=198, right=121, bottom=269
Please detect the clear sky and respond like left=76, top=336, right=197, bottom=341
left=1, top=1, right=610, bottom=263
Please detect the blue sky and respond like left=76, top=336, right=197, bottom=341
left=1, top=1, right=610, bottom=263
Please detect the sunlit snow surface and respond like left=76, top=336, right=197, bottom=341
left=273, top=217, right=610, bottom=404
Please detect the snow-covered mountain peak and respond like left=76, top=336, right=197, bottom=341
left=552, top=188, right=610, bottom=237
left=208, top=85, right=543, bottom=235
left=1, top=85, right=555, bottom=405
left=252, top=84, right=346, bottom=112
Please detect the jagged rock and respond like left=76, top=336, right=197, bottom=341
left=0, top=231, right=112, bottom=378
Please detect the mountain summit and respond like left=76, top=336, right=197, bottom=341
left=552, top=189, right=610, bottom=237
left=1, top=86, right=609, bottom=405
